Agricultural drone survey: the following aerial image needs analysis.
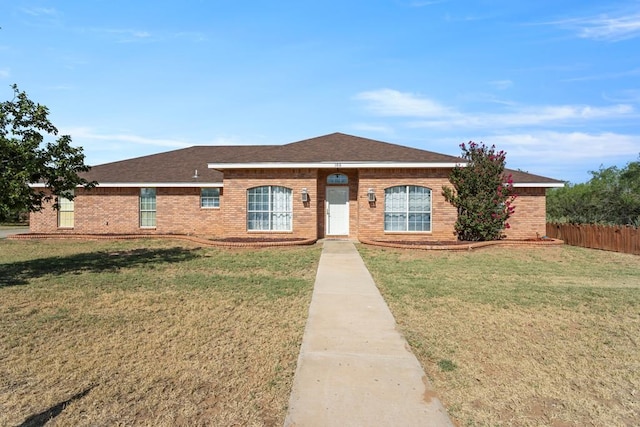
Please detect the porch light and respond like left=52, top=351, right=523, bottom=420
left=301, top=188, right=309, bottom=202
left=367, top=188, right=376, bottom=203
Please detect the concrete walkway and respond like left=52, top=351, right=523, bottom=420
left=0, top=227, right=29, bottom=239
left=284, top=240, right=453, bottom=427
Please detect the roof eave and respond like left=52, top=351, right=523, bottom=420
left=29, top=182, right=223, bottom=188
left=512, top=182, right=565, bottom=188
left=207, top=161, right=466, bottom=169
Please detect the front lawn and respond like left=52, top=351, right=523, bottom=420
left=359, top=244, right=640, bottom=427
left=0, top=239, right=321, bottom=426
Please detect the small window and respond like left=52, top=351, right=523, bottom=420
left=140, top=188, right=156, bottom=227
left=327, top=173, right=348, bottom=184
left=384, top=185, right=431, bottom=232
left=201, top=188, right=220, bottom=208
left=58, top=192, right=74, bottom=228
left=247, top=186, right=292, bottom=231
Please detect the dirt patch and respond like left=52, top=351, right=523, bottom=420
left=211, top=237, right=309, bottom=243
left=360, top=237, right=564, bottom=251
left=373, top=240, right=471, bottom=246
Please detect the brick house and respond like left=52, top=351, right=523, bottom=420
left=29, top=133, right=563, bottom=241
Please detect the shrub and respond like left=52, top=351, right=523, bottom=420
left=443, top=142, right=517, bottom=241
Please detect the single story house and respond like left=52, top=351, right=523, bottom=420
left=30, top=133, right=563, bottom=241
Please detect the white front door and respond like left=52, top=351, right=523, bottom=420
left=326, top=186, right=349, bottom=235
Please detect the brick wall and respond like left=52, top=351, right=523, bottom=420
left=221, top=169, right=317, bottom=239
left=156, top=187, right=222, bottom=236
left=358, top=168, right=459, bottom=241
left=28, top=171, right=549, bottom=241
left=29, top=194, right=58, bottom=233
left=503, top=187, right=547, bottom=239
left=30, top=187, right=223, bottom=236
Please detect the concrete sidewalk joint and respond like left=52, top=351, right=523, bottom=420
left=284, top=240, right=453, bottom=426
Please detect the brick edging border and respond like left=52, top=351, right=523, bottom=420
left=358, top=238, right=564, bottom=251
left=6, top=233, right=318, bottom=248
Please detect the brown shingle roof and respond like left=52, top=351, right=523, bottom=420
left=505, top=168, right=564, bottom=185
left=81, top=132, right=562, bottom=186
left=210, top=133, right=464, bottom=163
left=81, top=146, right=271, bottom=184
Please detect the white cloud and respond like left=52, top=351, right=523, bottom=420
left=563, top=67, right=640, bottom=82
left=355, top=89, right=454, bottom=117
left=488, top=80, right=513, bottom=90
left=488, top=131, right=640, bottom=161
left=350, top=123, right=395, bottom=135
left=20, top=6, right=63, bottom=27
left=96, top=28, right=153, bottom=43
left=479, top=131, right=640, bottom=182
left=0, top=68, right=9, bottom=79
left=82, top=28, right=206, bottom=44
left=21, top=7, right=59, bottom=17
left=355, top=89, right=636, bottom=129
left=603, top=89, right=640, bottom=103
left=132, top=31, right=151, bottom=38
left=551, top=13, right=640, bottom=42
left=62, top=127, right=191, bottom=148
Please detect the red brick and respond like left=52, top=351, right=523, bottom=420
left=30, top=169, right=548, bottom=241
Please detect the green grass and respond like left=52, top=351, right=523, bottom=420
left=0, top=239, right=321, bottom=426
left=359, top=244, right=640, bottom=427
left=360, top=245, right=640, bottom=310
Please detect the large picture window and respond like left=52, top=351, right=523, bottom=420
left=201, top=188, right=220, bottom=208
left=58, top=192, right=74, bottom=228
left=247, top=186, right=292, bottom=231
left=140, top=188, right=156, bottom=227
left=384, top=185, right=431, bottom=232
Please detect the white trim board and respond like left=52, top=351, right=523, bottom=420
left=208, top=161, right=466, bottom=169
left=30, top=182, right=223, bottom=188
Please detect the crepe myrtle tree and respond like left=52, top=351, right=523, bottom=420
left=442, top=141, right=517, bottom=241
left=0, top=84, right=95, bottom=219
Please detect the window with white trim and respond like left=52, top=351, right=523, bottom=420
left=201, top=188, right=220, bottom=208
left=384, top=185, right=431, bottom=232
left=327, top=173, right=348, bottom=184
left=247, top=186, right=292, bottom=231
left=58, top=192, right=74, bottom=228
left=140, top=188, right=156, bottom=227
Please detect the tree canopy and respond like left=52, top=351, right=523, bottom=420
left=0, top=84, right=95, bottom=220
left=442, top=142, right=517, bottom=241
left=547, top=159, right=640, bottom=226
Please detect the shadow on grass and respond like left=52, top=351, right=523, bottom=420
left=16, top=386, right=95, bottom=427
left=0, top=247, right=199, bottom=287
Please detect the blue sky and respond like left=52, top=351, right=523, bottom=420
left=2, top=1, right=640, bottom=183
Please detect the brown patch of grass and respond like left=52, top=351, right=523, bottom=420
left=0, top=239, right=321, bottom=426
left=359, top=245, right=640, bottom=426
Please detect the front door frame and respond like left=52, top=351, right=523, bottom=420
left=325, top=186, right=350, bottom=236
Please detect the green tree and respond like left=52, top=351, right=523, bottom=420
left=442, top=141, right=517, bottom=241
left=0, top=84, right=95, bottom=220
left=617, top=160, right=640, bottom=225
left=547, top=159, right=640, bottom=226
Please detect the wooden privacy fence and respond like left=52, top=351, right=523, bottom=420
left=546, top=223, right=640, bottom=255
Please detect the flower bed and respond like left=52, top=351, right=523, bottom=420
left=359, top=237, right=564, bottom=251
